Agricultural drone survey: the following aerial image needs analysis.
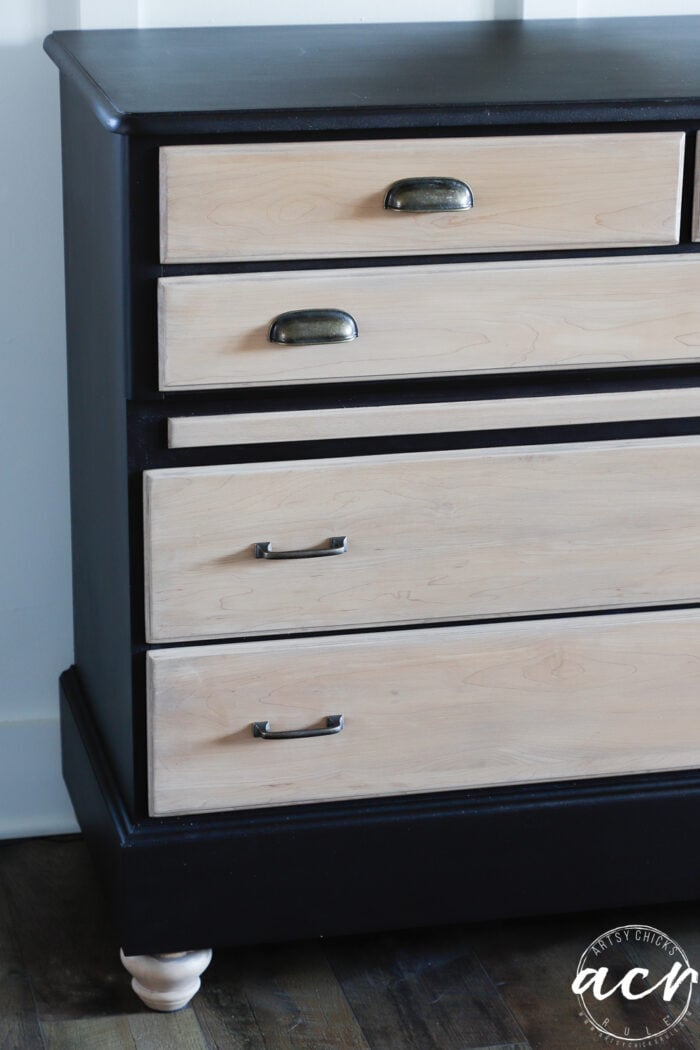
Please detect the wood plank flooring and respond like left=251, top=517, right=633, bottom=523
left=1, top=835, right=699, bottom=1049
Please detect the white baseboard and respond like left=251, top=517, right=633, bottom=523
left=0, top=718, right=79, bottom=839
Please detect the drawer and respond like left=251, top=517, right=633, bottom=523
left=144, top=436, right=700, bottom=644
left=159, top=133, right=683, bottom=264
left=168, top=388, right=700, bottom=448
left=147, top=608, right=700, bottom=816
left=159, top=255, right=700, bottom=390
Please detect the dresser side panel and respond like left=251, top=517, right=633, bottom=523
left=60, top=75, right=134, bottom=811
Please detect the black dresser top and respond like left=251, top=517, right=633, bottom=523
left=44, top=17, right=700, bottom=136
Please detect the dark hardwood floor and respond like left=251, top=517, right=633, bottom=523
left=0, top=835, right=698, bottom=1049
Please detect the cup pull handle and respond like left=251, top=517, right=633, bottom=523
left=269, top=309, right=358, bottom=346
left=384, top=176, right=474, bottom=212
left=255, top=536, right=348, bottom=560
left=253, top=715, right=345, bottom=740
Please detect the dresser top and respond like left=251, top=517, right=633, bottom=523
left=45, top=17, right=700, bottom=136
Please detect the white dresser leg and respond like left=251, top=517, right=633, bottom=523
left=120, top=948, right=213, bottom=1011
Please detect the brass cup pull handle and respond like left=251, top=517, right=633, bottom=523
left=255, top=536, right=348, bottom=560
left=253, top=715, right=345, bottom=740
left=384, top=176, right=474, bottom=212
left=269, top=309, right=358, bottom=346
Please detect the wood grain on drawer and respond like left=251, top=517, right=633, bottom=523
left=168, top=387, right=700, bottom=448
left=158, top=255, right=700, bottom=390
left=144, top=436, right=700, bottom=644
left=159, top=133, right=683, bottom=263
left=147, top=609, right=700, bottom=815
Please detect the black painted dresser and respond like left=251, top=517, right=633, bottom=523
left=45, top=17, right=700, bottom=1010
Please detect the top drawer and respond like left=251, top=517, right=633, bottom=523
left=159, top=133, right=683, bottom=263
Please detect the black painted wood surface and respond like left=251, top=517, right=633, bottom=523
left=45, top=18, right=700, bottom=134
left=59, top=75, right=135, bottom=811
left=45, top=18, right=700, bottom=957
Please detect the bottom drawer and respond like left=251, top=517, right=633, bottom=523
left=147, top=609, right=700, bottom=816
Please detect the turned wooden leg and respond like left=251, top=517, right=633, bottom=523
left=120, top=948, right=213, bottom=1011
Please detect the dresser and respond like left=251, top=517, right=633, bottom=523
left=45, top=17, right=700, bottom=1012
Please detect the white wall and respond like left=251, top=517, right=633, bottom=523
left=85, top=0, right=700, bottom=25
left=0, top=0, right=80, bottom=838
left=3, top=0, right=700, bottom=839
left=524, top=0, right=700, bottom=12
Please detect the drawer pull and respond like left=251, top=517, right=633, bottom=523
left=269, top=309, right=358, bottom=346
left=253, top=714, right=344, bottom=740
left=255, top=535, right=348, bottom=560
left=384, top=176, right=474, bottom=212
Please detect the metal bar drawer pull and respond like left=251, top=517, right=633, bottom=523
left=255, top=535, right=348, bottom=560
left=268, top=309, right=358, bottom=346
left=253, top=714, right=345, bottom=740
left=384, top=176, right=474, bottom=212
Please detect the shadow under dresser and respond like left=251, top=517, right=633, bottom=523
left=45, top=16, right=700, bottom=1011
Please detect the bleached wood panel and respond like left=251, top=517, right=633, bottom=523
left=159, top=133, right=683, bottom=263
left=168, top=387, right=700, bottom=447
left=148, top=609, right=700, bottom=815
left=158, top=254, right=700, bottom=390
left=144, top=436, right=700, bottom=643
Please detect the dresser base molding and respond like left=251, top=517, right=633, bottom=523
left=120, top=949, right=213, bottom=1011
left=60, top=664, right=700, bottom=957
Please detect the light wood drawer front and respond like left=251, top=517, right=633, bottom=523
left=159, top=133, right=683, bottom=264
left=158, top=255, right=700, bottom=390
left=144, top=436, right=700, bottom=644
left=148, top=609, right=700, bottom=816
left=168, top=388, right=700, bottom=448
